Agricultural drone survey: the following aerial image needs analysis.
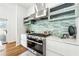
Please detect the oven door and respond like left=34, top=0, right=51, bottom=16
left=27, top=40, right=43, bottom=54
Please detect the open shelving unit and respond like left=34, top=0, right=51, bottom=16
left=49, top=3, right=76, bottom=21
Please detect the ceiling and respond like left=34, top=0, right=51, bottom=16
left=0, top=3, right=62, bottom=9
left=18, top=3, right=34, bottom=9
left=19, top=3, right=62, bottom=9
left=46, top=3, right=63, bottom=8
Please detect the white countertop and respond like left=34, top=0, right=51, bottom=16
left=46, top=36, right=79, bottom=46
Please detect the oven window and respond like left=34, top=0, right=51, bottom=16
left=27, top=40, right=43, bottom=54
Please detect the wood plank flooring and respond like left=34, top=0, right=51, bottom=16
left=5, top=42, right=27, bottom=56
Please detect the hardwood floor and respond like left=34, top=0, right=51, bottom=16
left=5, top=42, right=27, bottom=56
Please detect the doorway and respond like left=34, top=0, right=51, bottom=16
left=0, top=18, right=7, bottom=45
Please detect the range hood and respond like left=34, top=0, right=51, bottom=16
left=24, top=3, right=47, bottom=20
left=35, top=3, right=47, bottom=18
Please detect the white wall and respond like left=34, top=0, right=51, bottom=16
left=0, top=3, right=17, bottom=42
left=0, top=3, right=35, bottom=45
left=16, top=5, right=28, bottom=45
left=16, top=4, right=35, bottom=45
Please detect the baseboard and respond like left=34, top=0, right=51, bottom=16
left=7, top=41, right=16, bottom=44
left=2, top=42, right=8, bottom=45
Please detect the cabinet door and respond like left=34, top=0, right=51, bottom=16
left=46, top=38, right=79, bottom=56
left=21, top=34, right=27, bottom=48
left=46, top=40, right=64, bottom=55
left=46, top=48, right=61, bottom=56
left=21, top=40, right=27, bottom=48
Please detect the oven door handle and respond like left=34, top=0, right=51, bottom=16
left=27, top=40, right=43, bottom=45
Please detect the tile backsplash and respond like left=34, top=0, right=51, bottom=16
left=28, top=17, right=76, bottom=38
left=49, top=18, right=76, bottom=38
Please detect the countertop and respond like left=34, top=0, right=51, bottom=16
left=46, top=36, right=79, bottom=46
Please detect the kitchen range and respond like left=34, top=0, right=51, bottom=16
left=27, top=33, right=50, bottom=56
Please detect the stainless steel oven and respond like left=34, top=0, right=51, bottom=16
left=27, top=35, right=46, bottom=56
